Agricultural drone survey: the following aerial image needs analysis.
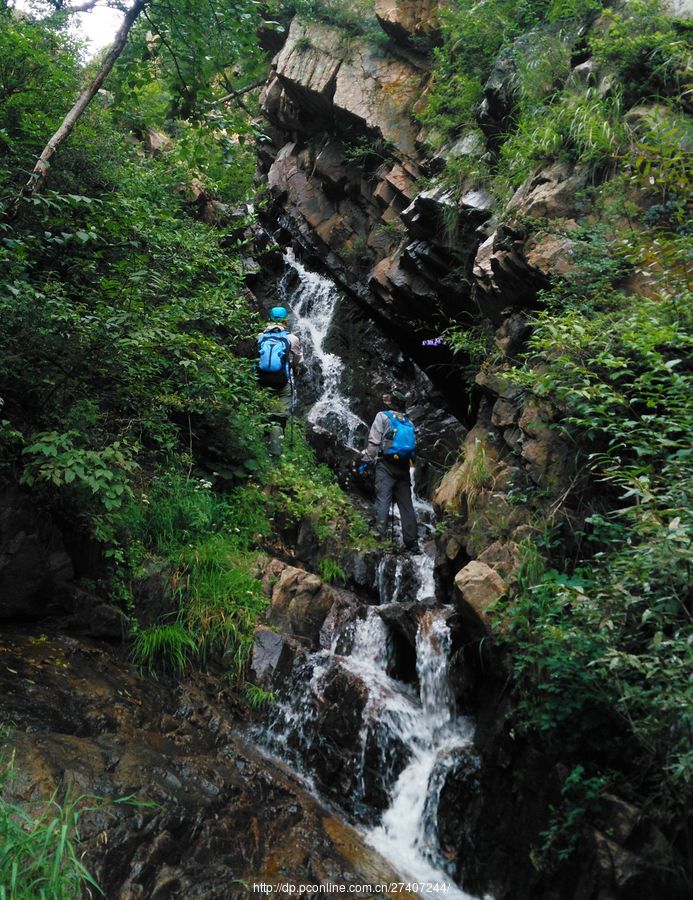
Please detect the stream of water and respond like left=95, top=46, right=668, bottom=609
left=264, top=253, right=484, bottom=898
left=347, top=607, right=477, bottom=897
left=278, top=250, right=366, bottom=449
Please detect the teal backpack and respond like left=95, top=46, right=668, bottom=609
left=257, top=329, right=291, bottom=387
left=383, top=410, right=416, bottom=461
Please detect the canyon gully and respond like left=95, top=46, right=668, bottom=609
left=256, top=255, right=486, bottom=898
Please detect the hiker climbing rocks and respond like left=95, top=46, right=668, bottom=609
left=361, top=389, right=419, bottom=552
left=257, top=306, right=304, bottom=458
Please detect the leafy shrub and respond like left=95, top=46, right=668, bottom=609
left=318, top=557, right=347, bottom=584
left=292, top=0, right=381, bottom=39
left=244, top=683, right=276, bottom=707
left=589, top=0, right=692, bottom=102
left=496, top=245, right=692, bottom=835
left=537, top=765, right=609, bottom=869
left=497, top=88, right=627, bottom=189
left=131, top=620, right=197, bottom=676
left=418, top=0, right=596, bottom=148
left=123, top=427, right=369, bottom=679
left=534, top=223, right=632, bottom=315
left=445, top=321, right=495, bottom=376
left=0, top=12, right=81, bottom=184
left=21, top=431, right=138, bottom=512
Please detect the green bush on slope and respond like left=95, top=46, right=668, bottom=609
left=0, top=10, right=368, bottom=684
left=423, top=0, right=692, bottom=873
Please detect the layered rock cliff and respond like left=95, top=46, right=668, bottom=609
left=255, top=3, right=586, bottom=601
left=253, top=2, right=691, bottom=897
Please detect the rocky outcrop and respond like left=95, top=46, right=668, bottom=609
left=257, top=8, right=587, bottom=612
left=268, top=20, right=424, bottom=155
left=0, top=628, right=410, bottom=897
left=250, top=624, right=303, bottom=688
left=253, top=9, right=692, bottom=899
left=454, top=560, right=506, bottom=630
left=436, top=724, right=686, bottom=900
left=257, top=18, right=485, bottom=409
left=262, top=560, right=341, bottom=647
left=255, top=556, right=369, bottom=650
left=375, top=0, right=441, bottom=45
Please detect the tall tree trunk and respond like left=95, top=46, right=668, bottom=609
left=7, top=0, right=148, bottom=219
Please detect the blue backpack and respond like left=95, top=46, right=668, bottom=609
left=257, top=329, right=291, bottom=387
left=383, top=410, right=416, bottom=461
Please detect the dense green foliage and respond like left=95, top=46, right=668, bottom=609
left=426, top=0, right=692, bottom=875
left=291, top=0, right=383, bottom=41
left=1, top=0, right=690, bottom=888
left=128, top=430, right=369, bottom=675
left=0, top=3, right=367, bottom=687
left=422, top=0, right=691, bottom=197
left=500, top=288, right=691, bottom=868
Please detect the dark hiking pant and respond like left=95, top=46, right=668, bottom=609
left=268, top=382, right=292, bottom=457
left=375, top=459, right=418, bottom=548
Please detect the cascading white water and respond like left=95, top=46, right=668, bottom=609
left=260, top=255, right=486, bottom=898
left=278, top=250, right=366, bottom=448
left=417, top=610, right=456, bottom=730
left=363, top=610, right=477, bottom=899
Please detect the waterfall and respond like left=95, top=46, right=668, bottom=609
left=278, top=250, right=366, bottom=449
left=258, top=255, right=485, bottom=897
left=262, top=604, right=480, bottom=897
left=364, top=610, right=476, bottom=899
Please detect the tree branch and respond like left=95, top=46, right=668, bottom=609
left=205, top=77, right=265, bottom=107
left=7, top=0, right=148, bottom=220
left=141, top=8, right=194, bottom=107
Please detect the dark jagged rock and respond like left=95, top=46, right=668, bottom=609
left=377, top=601, right=425, bottom=683
left=304, top=662, right=369, bottom=803
left=250, top=625, right=303, bottom=688
left=248, top=7, right=692, bottom=899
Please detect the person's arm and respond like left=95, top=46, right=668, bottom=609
left=289, top=333, right=304, bottom=375
left=362, top=411, right=389, bottom=462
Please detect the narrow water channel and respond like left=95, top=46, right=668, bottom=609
left=257, top=254, right=487, bottom=898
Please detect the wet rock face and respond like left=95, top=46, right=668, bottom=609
left=258, top=19, right=483, bottom=414
left=307, top=664, right=369, bottom=794
left=265, top=563, right=340, bottom=647
left=250, top=624, right=304, bottom=689
left=0, top=628, right=407, bottom=897
left=253, top=12, right=691, bottom=897
left=436, top=729, right=687, bottom=900
left=267, top=652, right=373, bottom=812
left=250, top=246, right=465, bottom=487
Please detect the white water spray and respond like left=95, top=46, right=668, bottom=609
left=261, top=256, right=486, bottom=898
left=364, top=610, right=477, bottom=899
left=279, top=250, right=365, bottom=448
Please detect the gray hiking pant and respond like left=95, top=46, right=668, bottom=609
left=267, top=382, right=293, bottom=457
left=375, top=459, right=418, bottom=548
